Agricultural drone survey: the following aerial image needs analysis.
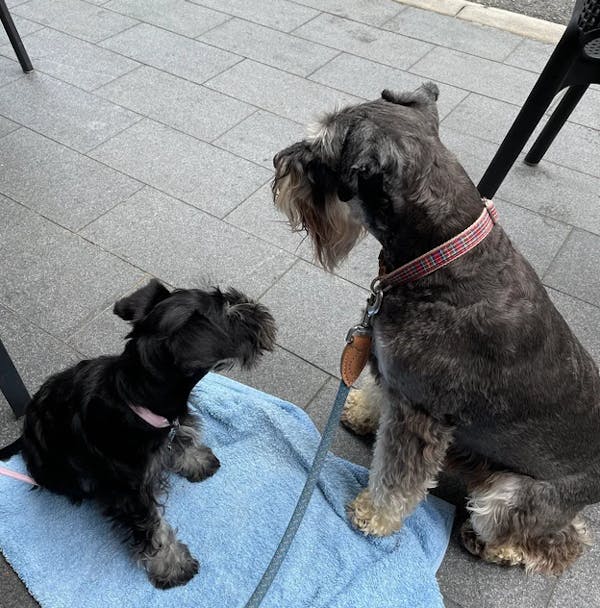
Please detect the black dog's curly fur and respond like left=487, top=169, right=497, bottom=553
left=0, top=279, right=276, bottom=588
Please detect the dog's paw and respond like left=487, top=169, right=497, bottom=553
left=347, top=489, right=402, bottom=537
left=146, top=540, right=199, bottom=589
left=178, top=445, right=220, bottom=483
left=341, top=390, right=378, bottom=436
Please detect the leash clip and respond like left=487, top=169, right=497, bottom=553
left=167, top=418, right=180, bottom=450
left=345, top=323, right=371, bottom=344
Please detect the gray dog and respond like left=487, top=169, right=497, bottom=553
left=272, top=82, right=600, bottom=575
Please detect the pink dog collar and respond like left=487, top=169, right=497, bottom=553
left=128, top=403, right=172, bottom=428
left=379, top=199, right=499, bottom=289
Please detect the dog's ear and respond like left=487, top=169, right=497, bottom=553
left=113, top=279, right=171, bottom=322
left=381, top=81, right=439, bottom=106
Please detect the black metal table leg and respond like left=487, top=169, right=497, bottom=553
left=0, top=338, right=30, bottom=418
left=525, top=84, right=589, bottom=165
left=477, top=30, right=578, bottom=199
left=0, top=0, right=33, bottom=73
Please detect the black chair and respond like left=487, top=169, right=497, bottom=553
left=0, top=0, right=33, bottom=73
left=478, top=0, right=600, bottom=199
left=0, top=338, right=30, bottom=419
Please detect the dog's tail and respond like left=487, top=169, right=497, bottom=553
left=0, top=437, right=23, bottom=460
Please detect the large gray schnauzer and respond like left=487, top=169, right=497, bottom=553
left=272, top=82, right=600, bottom=575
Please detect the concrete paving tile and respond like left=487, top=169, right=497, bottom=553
left=222, top=346, right=329, bottom=408
left=443, top=598, right=464, bottom=608
left=501, top=162, right=600, bottom=236
left=0, top=129, right=141, bottom=231
left=0, top=305, right=79, bottom=397
left=411, top=46, right=538, bottom=106
left=100, top=23, right=240, bottom=85
left=441, top=93, right=521, bottom=145
left=96, top=66, right=255, bottom=142
left=205, top=59, right=361, bottom=124
left=309, top=53, right=468, bottom=119
left=544, top=230, right=600, bottom=307
left=226, top=183, right=382, bottom=289
left=439, top=127, right=600, bottom=237
left=0, top=28, right=139, bottom=91
left=538, top=120, right=600, bottom=179
left=199, top=18, right=339, bottom=77
left=214, top=111, right=304, bottom=168
left=225, top=183, right=307, bottom=252
left=565, top=87, right=600, bottom=131
left=444, top=93, right=600, bottom=178
left=5, top=15, right=45, bottom=37
left=103, top=0, right=229, bottom=37
left=548, top=519, right=600, bottom=608
left=0, top=72, right=140, bottom=152
left=294, top=13, right=432, bottom=70
left=547, top=288, right=600, bottom=365
left=385, top=7, right=522, bottom=61
left=304, top=376, right=373, bottom=467
left=504, top=38, right=554, bottom=73
left=0, top=196, right=145, bottom=339
left=188, top=0, right=317, bottom=32
left=260, top=260, right=367, bottom=376
left=0, top=115, right=19, bottom=138
left=13, top=0, right=137, bottom=43
left=494, top=199, right=571, bottom=276
left=67, top=305, right=132, bottom=357
left=436, top=530, right=482, bottom=608
left=0, top=557, right=38, bottom=608
left=328, top=235, right=385, bottom=289
left=89, top=119, right=270, bottom=218
left=0, top=54, right=25, bottom=87
left=296, top=0, right=401, bottom=26
left=80, top=187, right=295, bottom=298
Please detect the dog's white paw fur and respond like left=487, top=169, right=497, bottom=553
left=347, top=489, right=403, bottom=537
left=341, top=389, right=380, bottom=435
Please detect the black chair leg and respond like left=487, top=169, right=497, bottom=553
left=524, top=84, right=589, bottom=166
left=477, top=34, right=578, bottom=199
left=0, top=0, right=33, bottom=73
left=0, top=339, right=30, bottom=419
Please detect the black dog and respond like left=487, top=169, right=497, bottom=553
left=0, top=279, right=276, bottom=588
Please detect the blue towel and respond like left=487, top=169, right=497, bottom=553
left=0, top=374, right=454, bottom=608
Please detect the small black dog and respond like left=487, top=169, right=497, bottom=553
left=0, top=279, right=276, bottom=589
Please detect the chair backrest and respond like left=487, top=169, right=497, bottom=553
left=579, top=0, right=600, bottom=30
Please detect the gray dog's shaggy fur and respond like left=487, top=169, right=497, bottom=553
left=272, top=82, right=600, bottom=574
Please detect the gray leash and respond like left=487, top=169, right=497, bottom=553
left=243, top=379, right=351, bottom=608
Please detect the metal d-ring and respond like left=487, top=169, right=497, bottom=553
left=366, top=279, right=383, bottom=318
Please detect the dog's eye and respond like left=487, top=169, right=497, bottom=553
left=212, top=359, right=234, bottom=372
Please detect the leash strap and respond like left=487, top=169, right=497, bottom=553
left=244, top=379, right=351, bottom=608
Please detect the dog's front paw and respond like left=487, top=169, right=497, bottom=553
left=341, top=390, right=378, bottom=435
left=145, top=540, right=199, bottom=589
left=178, top=445, right=220, bottom=483
left=347, top=489, right=403, bottom=537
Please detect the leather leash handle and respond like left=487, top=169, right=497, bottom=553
left=341, top=333, right=372, bottom=388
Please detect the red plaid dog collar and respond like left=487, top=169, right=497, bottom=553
left=378, top=199, right=499, bottom=289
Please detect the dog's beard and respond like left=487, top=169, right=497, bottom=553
left=273, top=163, right=365, bottom=271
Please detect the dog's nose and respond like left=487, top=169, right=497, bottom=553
left=272, top=151, right=281, bottom=169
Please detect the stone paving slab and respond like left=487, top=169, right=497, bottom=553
left=1, top=1, right=600, bottom=607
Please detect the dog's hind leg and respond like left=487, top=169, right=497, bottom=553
left=464, top=471, right=592, bottom=575
left=348, top=393, right=453, bottom=536
left=104, top=491, right=199, bottom=589
left=341, top=375, right=383, bottom=436
left=169, top=414, right=220, bottom=482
